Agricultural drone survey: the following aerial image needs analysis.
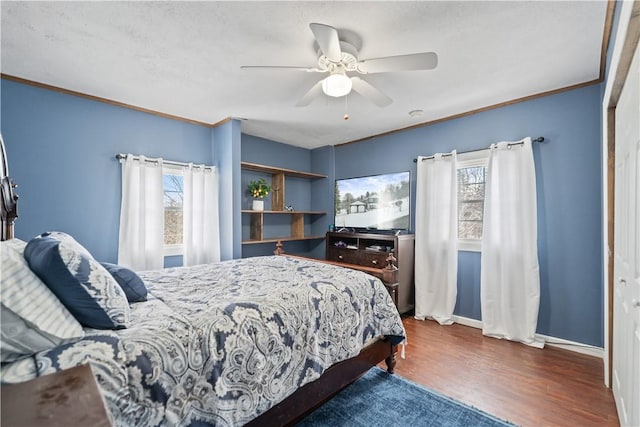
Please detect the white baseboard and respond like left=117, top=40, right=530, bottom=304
left=452, top=315, right=483, bottom=329
left=451, top=315, right=605, bottom=359
left=536, top=333, right=605, bottom=358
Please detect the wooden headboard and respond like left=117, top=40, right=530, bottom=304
left=0, top=134, right=19, bottom=241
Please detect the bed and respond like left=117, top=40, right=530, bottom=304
left=0, top=135, right=406, bottom=426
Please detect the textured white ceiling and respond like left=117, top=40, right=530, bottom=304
left=1, top=1, right=608, bottom=149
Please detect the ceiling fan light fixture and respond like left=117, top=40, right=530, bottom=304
left=322, top=72, right=352, bottom=97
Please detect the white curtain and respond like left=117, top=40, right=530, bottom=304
left=118, top=154, right=165, bottom=271
left=480, top=137, right=544, bottom=348
left=183, top=164, right=220, bottom=266
left=414, top=152, right=458, bottom=324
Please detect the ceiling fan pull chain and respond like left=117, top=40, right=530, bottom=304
left=344, top=95, right=349, bottom=121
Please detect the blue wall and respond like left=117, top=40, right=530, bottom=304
left=1, top=79, right=212, bottom=265
left=335, top=84, right=604, bottom=346
left=1, top=76, right=604, bottom=347
left=214, top=119, right=242, bottom=260
left=309, top=145, right=336, bottom=259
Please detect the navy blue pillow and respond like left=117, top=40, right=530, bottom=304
left=100, top=262, right=148, bottom=303
left=24, top=232, right=130, bottom=329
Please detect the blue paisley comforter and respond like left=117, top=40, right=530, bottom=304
left=1, top=255, right=406, bottom=426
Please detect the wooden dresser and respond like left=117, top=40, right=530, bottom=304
left=325, top=231, right=415, bottom=314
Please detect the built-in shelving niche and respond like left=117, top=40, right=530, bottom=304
left=240, top=162, right=327, bottom=244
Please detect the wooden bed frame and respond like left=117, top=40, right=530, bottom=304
left=0, top=135, right=18, bottom=241
left=0, top=134, right=398, bottom=426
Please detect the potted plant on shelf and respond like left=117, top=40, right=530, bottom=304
left=247, top=178, right=272, bottom=211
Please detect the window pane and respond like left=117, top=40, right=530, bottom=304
left=163, top=174, right=183, bottom=245
left=459, top=183, right=485, bottom=202
left=458, top=166, right=486, bottom=185
left=459, top=220, right=483, bottom=240
left=164, top=208, right=183, bottom=245
left=457, top=165, right=486, bottom=241
left=459, top=201, right=484, bottom=221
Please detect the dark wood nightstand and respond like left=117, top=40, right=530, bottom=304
left=1, top=364, right=112, bottom=427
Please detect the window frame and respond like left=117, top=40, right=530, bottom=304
left=457, top=150, right=489, bottom=252
left=162, top=164, right=184, bottom=257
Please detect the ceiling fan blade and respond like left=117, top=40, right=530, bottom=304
left=350, top=77, right=392, bottom=107
left=296, top=80, right=324, bottom=107
left=357, top=52, right=438, bottom=74
left=241, top=65, right=323, bottom=72
left=309, top=23, right=342, bottom=63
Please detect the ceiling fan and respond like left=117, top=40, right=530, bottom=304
left=241, top=23, right=438, bottom=107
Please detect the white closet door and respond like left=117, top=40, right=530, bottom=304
left=613, top=41, right=640, bottom=427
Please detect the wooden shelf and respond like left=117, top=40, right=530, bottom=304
left=244, top=210, right=326, bottom=241
left=241, top=162, right=327, bottom=179
left=241, top=162, right=327, bottom=246
left=242, top=235, right=326, bottom=245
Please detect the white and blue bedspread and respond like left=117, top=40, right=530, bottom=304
left=1, top=255, right=406, bottom=426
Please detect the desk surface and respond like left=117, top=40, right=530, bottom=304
left=1, top=364, right=112, bottom=427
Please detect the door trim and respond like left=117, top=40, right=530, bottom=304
left=602, top=0, right=640, bottom=388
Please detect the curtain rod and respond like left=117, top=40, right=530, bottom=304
left=115, top=153, right=214, bottom=170
left=412, top=136, right=545, bottom=162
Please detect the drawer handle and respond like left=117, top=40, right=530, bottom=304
left=338, top=255, right=343, bottom=260
left=372, top=260, right=378, bottom=265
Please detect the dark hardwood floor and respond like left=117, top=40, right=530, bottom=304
left=382, top=317, right=619, bottom=427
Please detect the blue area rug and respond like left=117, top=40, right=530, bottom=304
left=297, top=367, right=515, bottom=427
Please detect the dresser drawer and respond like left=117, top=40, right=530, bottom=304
left=326, top=247, right=359, bottom=264
left=360, top=251, right=389, bottom=268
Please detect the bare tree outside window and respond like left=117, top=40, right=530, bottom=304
left=458, top=166, right=486, bottom=240
left=163, top=174, right=183, bottom=245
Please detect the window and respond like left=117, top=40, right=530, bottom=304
left=457, top=151, right=489, bottom=251
left=163, top=167, right=184, bottom=256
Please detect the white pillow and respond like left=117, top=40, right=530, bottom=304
left=0, top=239, right=84, bottom=362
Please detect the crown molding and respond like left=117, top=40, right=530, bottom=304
left=340, top=78, right=601, bottom=147
left=0, top=74, right=231, bottom=129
